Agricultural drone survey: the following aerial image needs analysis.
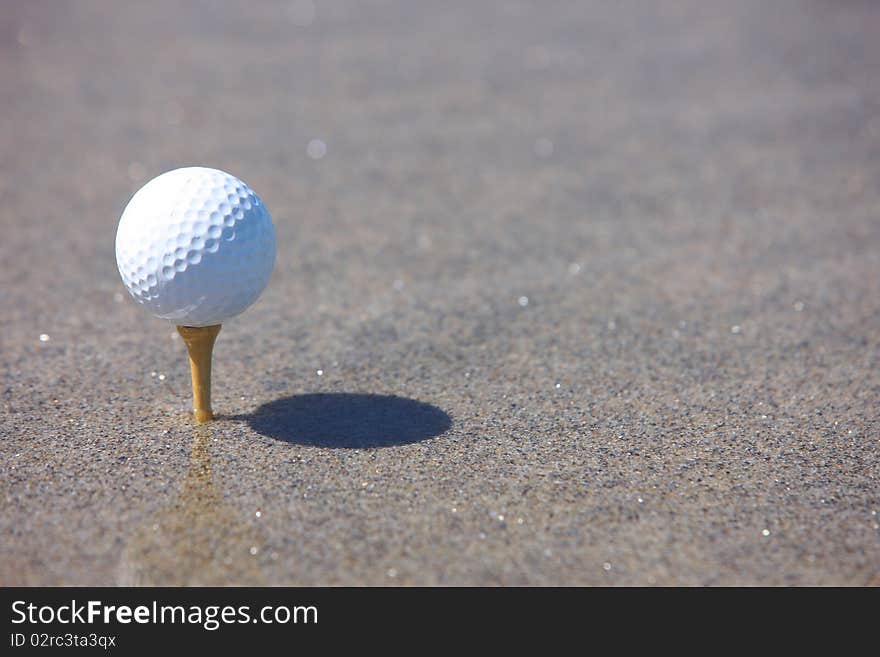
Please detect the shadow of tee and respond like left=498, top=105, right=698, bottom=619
left=238, top=393, right=451, bottom=448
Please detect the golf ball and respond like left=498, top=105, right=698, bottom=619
left=115, top=167, right=276, bottom=327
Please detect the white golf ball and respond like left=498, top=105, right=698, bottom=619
left=116, top=167, right=276, bottom=327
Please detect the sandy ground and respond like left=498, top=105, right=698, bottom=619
left=1, top=0, right=878, bottom=586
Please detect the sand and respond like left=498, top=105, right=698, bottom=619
left=1, top=0, right=878, bottom=585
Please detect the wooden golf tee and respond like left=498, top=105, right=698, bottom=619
left=176, top=325, right=222, bottom=423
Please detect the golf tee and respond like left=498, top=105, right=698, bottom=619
left=176, top=324, right=222, bottom=423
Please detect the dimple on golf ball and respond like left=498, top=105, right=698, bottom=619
left=115, top=167, right=276, bottom=327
